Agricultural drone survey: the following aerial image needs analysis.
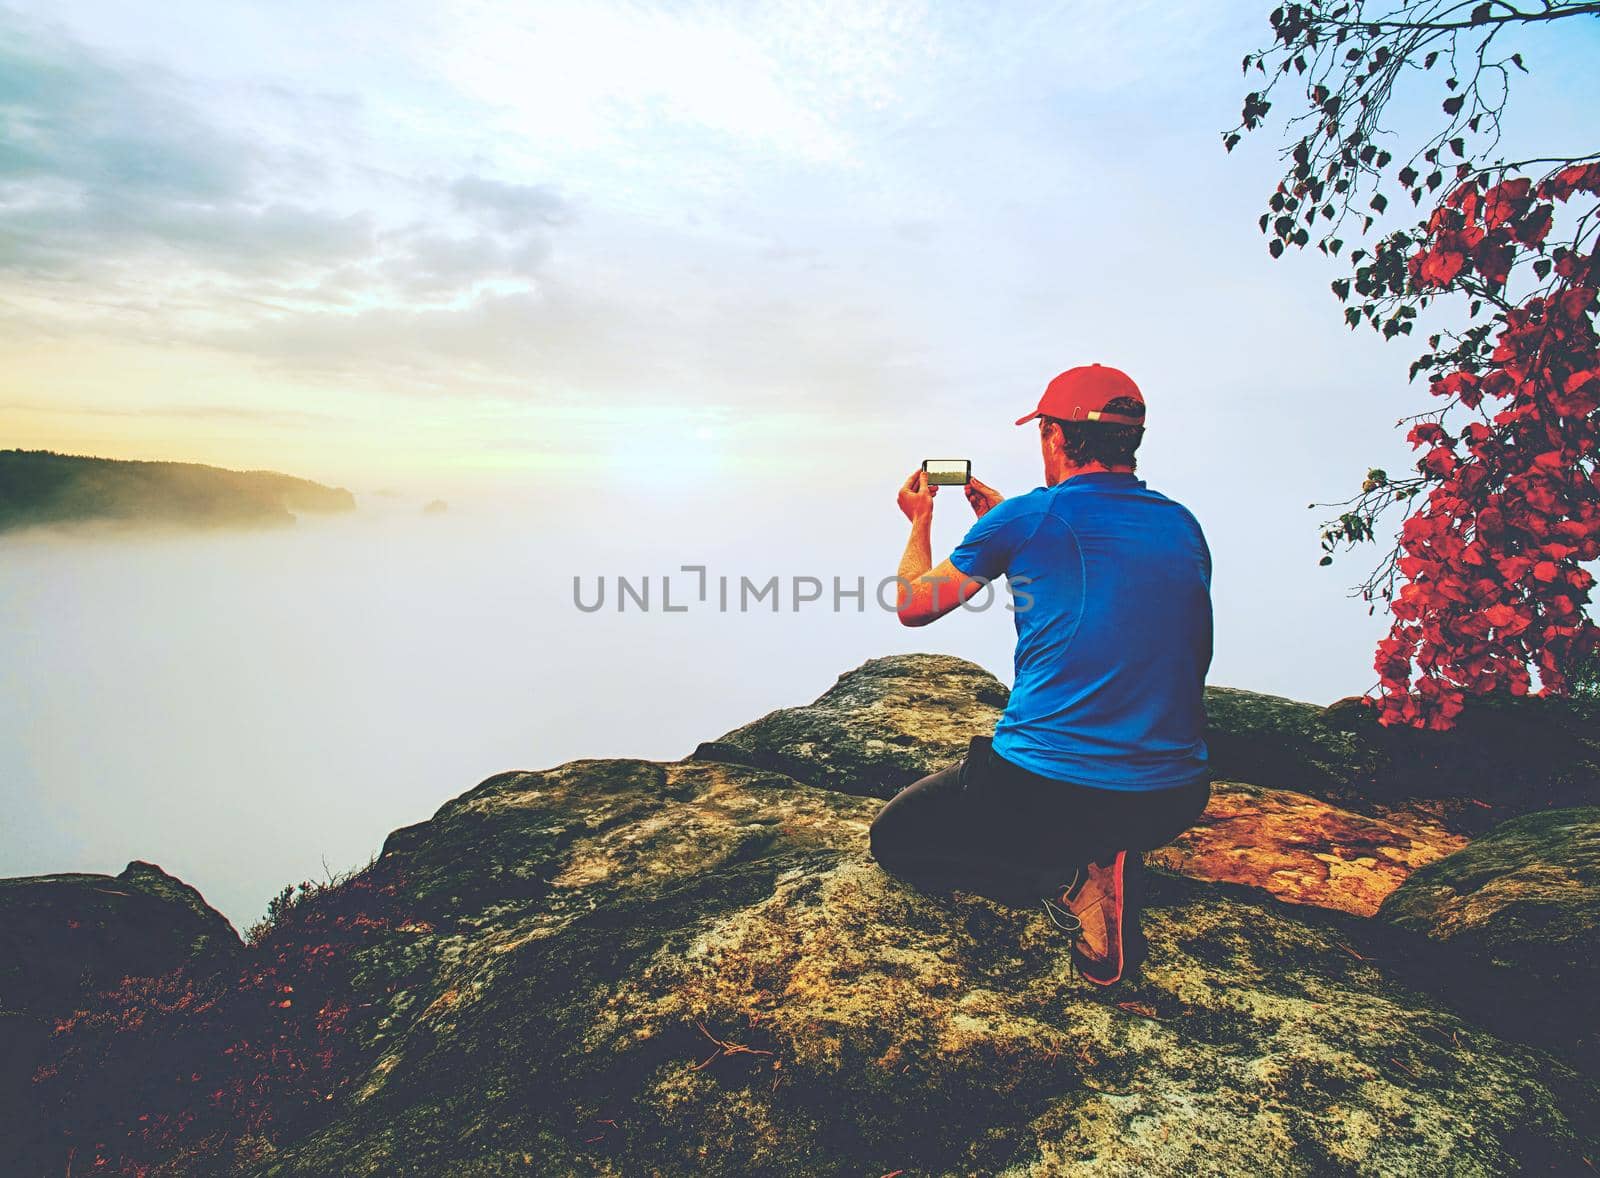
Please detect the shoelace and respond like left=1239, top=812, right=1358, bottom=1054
left=1038, top=896, right=1083, bottom=979
left=1041, top=865, right=1089, bottom=980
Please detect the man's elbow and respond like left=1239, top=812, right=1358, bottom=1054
left=897, top=604, right=933, bottom=628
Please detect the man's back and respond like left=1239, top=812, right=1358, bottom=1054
left=949, top=471, right=1212, bottom=790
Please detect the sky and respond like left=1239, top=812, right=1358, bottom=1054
left=3, top=2, right=1599, bottom=919
left=3, top=1, right=1595, bottom=488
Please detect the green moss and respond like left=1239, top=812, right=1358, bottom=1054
left=246, top=761, right=1598, bottom=1176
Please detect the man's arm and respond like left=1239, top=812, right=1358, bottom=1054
left=893, top=470, right=991, bottom=627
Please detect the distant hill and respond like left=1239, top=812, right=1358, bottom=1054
left=0, top=450, right=356, bottom=533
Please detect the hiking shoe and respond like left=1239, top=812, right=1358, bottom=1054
left=1041, top=850, right=1145, bottom=986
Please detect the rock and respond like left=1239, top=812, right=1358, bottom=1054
left=19, top=658, right=1600, bottom=1174
left=1379, top=806, right=1600, bottom=992
left=1201, top=686, right=1384, bottom=795
left=1375, top=807, right=1600, bottom=1077
left=697, top=656, right=1463, bottom=913
left=247, top=757, right=1597, bottom=1175
left=699, top=654, right=1600, bottom=833
left=693, top=654, right=1008, bottom=798
left=0, top=859, right=242, bottom=1015
left=0, top=861, right=243, bottom=1132
left=1211, top=687, right=1600, bottom=831
left=1149, top=781, right=1469, bottom=916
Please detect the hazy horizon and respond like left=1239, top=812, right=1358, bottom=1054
left=4, top=475, right=1387, bottom=928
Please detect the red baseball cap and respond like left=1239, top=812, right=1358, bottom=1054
left=1015, top=363, right=1146, bottom=427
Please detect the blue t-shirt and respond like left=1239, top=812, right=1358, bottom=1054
left=949, top=471, right=1212, bottom=791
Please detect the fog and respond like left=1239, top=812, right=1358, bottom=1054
left=1, top=449, right=1392, bottom=928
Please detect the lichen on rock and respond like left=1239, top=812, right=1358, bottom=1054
left=693, top=654, right=1009, bottom=798
left=252, top=755, right=1597, bottom=1176
left=1377, top=806, right=1600, bottom=1071
left=12, top=654, right=1600, bottom=1176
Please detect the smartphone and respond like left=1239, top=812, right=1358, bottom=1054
left=923, top=458, right=971, bottom=487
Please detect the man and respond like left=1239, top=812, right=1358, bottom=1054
left=869, top=363, right=1213, bottom=986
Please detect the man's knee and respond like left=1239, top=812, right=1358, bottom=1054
left=866, top=757, right=966, bottom=871
left=867, top=803, right=900, bottom=866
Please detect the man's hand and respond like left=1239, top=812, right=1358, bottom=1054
left=897, top=468, right=937, bottom=521
left=965, top=476, right=1003, bottom=518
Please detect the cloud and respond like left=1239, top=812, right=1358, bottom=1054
left=0, top=35, right=244, bottom=200
left=0, top=400, right=340, bottom=425
left=196, top=267, right=927, bottom=410
left=451, top=176, right=573, bottom=233
left=0, top=12, right=934, bottom=410
left=0, top=17, right=571, bottom=316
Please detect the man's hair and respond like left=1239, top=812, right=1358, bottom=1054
left=1041, top=396, right=1145, bottom=470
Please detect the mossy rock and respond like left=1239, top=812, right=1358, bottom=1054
left=1379, top=807, right=1600, bottom=975
left=0, top=859, right=241, bottom=1015
left=1377, top=807, right=1600, bottom=1069
left=0, top=860, right=242, bottom=1127
left=697, top=655, right=1600, bottom=829
left=247, top=757, right=1598, bottom=1176
left=693, top=654, right=1009, bottom=798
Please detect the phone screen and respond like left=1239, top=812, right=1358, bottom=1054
left=923, top=459, right=971, bottom=486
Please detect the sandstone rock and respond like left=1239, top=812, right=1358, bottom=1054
left=1236, top=688, right=1600, bottom=829
left=693, top=653, right=1008, bottom=798
left=1201, top=686, right=1384, bottom=795
left=1150, top=781, right=1469, bottom=916
left=19, top=658, right=1600, bottom=1175
left=249, top=757, right=1598, bottom=1176
left=696, top=655, right=1600, bottom=831
left=0, top=860, right=243, bottom=1131
left=1379, top=807, right=1600, bottom=988
left=698, top=656, right=1469, bottom=913
left=1375, top=807, right=1600, bottom=1078
left=0, top=859, right=242, bottom=1015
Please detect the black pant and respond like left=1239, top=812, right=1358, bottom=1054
left=868, top=736, right=1210, bottom=902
